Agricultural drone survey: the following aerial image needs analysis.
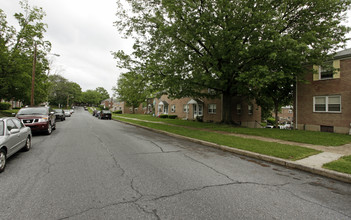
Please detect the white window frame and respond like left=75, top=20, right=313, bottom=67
left=313, top=95, right=341, bottom=113
left=236, top=104, right=241, bottom=115
left=319, top=61, right=334, bottom=80
left=248, top=104, right=253, bottom=115
left=171, top=104, right=176, bottom=113
left=183, top=104, right=189, bottom=113
left=208, top=104, right=216, bottom=114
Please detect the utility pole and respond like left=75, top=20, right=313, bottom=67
left=30, top=42, right=37, bottom=107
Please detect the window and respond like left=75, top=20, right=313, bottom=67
left=198, top=104, right=203, bottom=116
left=319, top=61, right=334, bottom=80
left=236, top=104, right=241, bottom=115
left=208, top=104, right=216, bottom=114
left=6, top=119, right=16, bottom=131
left=158, top=105, right=162, bottom=114
left=248, top=104, right=253, bottom=115
left=171, top=105, right=176, bottom=113
left=164, top=105, right=169, bottom=114
left=183, top=104, right=189, bottom=113
left=314, top=96, right=341, bottom=113
left=12, top=119, right=24, bottom=129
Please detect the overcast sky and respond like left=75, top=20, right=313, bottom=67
left=1, top=0, right=134, bottom=97
left=1, top=1, right=351, bottom=97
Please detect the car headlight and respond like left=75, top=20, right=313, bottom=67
left=38, top=117, right=49, bottom=122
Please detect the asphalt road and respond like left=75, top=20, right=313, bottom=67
left=1, top=107, right=350, bottom=220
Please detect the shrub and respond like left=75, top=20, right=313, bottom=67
left=196, top=116, right=203, bottom=122
left=113, top=110, right=122, bottom=114
left=0, top=102, right=11, bottom=110
left=168, top=115, right=177, bottom=119
left=267, top=117, right=275, bottom=125
left=159, top=114, right=168, bottom=118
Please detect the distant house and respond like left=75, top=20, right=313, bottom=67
left=295, top=48, right=351, bottom=134
left=278, top=106, right=293, bottom=123
left=100, top=98, right=117, bottom=109
left=155, top=94, right=262, bottom=128
left=110, top=100, right=145, bottom=114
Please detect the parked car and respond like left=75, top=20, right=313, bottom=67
left=99, top=110, right=112, bottom=120
left=92, top=109, right=99, bottom=116
left=0, top=117, right=32, bottom=173
left=94, top=111, right=101, bottom=118
left=69, top=109, right=74, bottom=114
left=54, top=109, right=65, bottom=121
left=64, top=110, right=71, bottom=117
left=16, top=106, right=56, bottom=135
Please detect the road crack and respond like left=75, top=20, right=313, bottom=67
left=183, top=154, right=235, bottom=182
left=94, top=134, right=125, bottom=176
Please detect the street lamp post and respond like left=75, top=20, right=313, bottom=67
left=30, top=42, right=37, bottom=107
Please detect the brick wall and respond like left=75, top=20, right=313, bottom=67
left=296, top=58, right=351, bottom=134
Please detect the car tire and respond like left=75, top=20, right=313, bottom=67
left=0, top=148, right=6, bottom=173
left=47, top=123, right=52, bottom=135
left=61, top=117, right=64, bottom=121
left=22, top=136, right=31, bottom=152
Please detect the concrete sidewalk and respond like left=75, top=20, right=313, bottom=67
left=113, top=116, right=351, bottom=183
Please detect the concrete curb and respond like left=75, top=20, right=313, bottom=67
left=113, top=118, right=351, bottom=184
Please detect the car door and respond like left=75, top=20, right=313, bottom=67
left=5, top=119, right=21, bottom=156
left=11, top=118, right=26, bottom=148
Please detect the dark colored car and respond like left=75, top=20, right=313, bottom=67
left=54, top=109, right=65, bottom=121
left=16, top=106, right=56, bottom=135
left=99, top=110, right=112, bottom=120
left=92, top=109, right=99, bottom=117
left=0, top=117, right=32, bottom=173
left=94, top=110, right=101, bottom=118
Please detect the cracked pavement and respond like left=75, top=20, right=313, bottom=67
left=0, top=108, right=350, bottom=220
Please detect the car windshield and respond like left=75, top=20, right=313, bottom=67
left=102, top=110, right=111, bottom=113
left=17, top=107, right=47, bottom=115
left=0, top=121, right=3, bottom=136
left=54, top=109, right=62, bottom=113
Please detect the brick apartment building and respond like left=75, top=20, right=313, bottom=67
left=295, top=48, right=351, bottom=134
left=155, top=94, right=262, bottom=128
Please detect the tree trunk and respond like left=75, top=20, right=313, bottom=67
left=222, top=91, right=232, bottom=124
left=274, top=102, right=279, bottom=129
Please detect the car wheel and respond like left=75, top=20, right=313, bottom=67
left=61, top=117, right=64, bottom=121
left=47, top=123, right=52, bottom=135
left=23, top=136, right=31, bottom=152
left=0, top=149, right=6, bottom=173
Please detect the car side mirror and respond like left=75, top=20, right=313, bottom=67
left=10, top=128, right=20, bottom=134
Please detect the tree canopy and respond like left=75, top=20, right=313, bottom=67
left=0, top=0, right=51, bottom=105
left=114, top=0, right=351, bottom=123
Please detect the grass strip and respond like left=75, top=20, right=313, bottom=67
left=114, top=116, right=320, bottom=161
left=323, top=155, right=351, bottom=175
left=117, top=114, right=351, bottom=146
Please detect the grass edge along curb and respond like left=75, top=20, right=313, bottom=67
left=116, top=114, right=351, bottom=146
left=113, top=116, right=320, bottom=161
left=323, top=155, right=351, bottom=175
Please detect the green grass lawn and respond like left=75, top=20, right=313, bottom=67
left=113, top=116, right=320, bottom=161
left=115, top=114, right=351, bottom=146
left=323, top=155, right=351, bottom=174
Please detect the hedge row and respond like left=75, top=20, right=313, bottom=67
left=0, top=102, right=11, bottom=110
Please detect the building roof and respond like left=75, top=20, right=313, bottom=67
left=334, top=48, right=351, bottom=59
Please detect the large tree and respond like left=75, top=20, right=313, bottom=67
left=114, top=71, right=150, bottom=113
left=114, top=0, right=350, bottom=123
left=47, top=75, right=82, bottom=107
left=0, top=0, right=51, bottom=105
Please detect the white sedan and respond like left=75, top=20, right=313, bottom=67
left=0, top=117, right=32, bottom=173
